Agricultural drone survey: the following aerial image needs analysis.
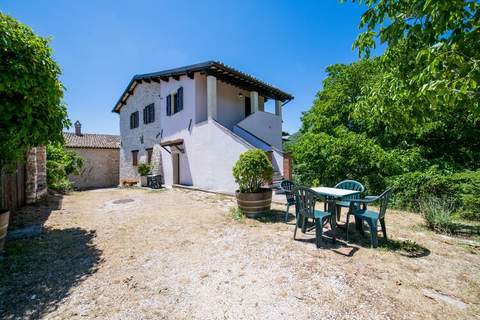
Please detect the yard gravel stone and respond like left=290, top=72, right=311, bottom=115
left=1, top=187, right=479, bottom=319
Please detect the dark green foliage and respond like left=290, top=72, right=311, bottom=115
left=46, top=143, right=84, bottom=191
left=0, top=13, right=69, bottom=171
left=293, top=0, right=480, bottom=220
left=389, top=169, right=480, bottom=220
left=137, top=163, right=152, bottom=176
left=351, top=0, right=480, bottom=124
left=232, top=149, right=273, bottom=193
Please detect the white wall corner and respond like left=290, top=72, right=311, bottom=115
left=207, top=75, right=217, bottom=120
left=250, top=91, right=259, bottom=113
left=275, top=100, right=282, bottom=119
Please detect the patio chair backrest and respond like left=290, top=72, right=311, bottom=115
left=293, top=186, right=325, bottom=219
left=378, top=188, right=393, bottom=219
left=335, top=180, right=365, bottom=200
left=281, top=180, right=296, bottom=205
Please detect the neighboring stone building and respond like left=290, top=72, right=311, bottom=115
left=63, top=122, right=120, bottom=189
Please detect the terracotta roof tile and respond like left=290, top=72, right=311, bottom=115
left=63, top=132, right=120, bottom=149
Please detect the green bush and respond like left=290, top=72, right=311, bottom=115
left=46, top=143, right=84, bottom=191
left=388, top=169, right=480, bottom=220
left=137, top=163, right=152, bottom=176
left=232, top=149, right=273, bottom=193
left=419, top=197, right=456, bottom=234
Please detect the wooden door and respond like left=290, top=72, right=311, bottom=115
left=172, top=153, right=180, bottom=185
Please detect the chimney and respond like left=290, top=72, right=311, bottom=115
left=74, top=121, right=82, bottom=136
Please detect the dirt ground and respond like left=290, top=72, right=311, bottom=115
left=1, top=187, right=479, bottom=319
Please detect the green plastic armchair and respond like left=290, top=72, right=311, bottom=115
left=293, top=186, right=335, bottom=248
left=346, top=188, right=392, bottom=248
left=334, top=180, right=365, bottom=221
left=281, top=180, right=296, bottom=222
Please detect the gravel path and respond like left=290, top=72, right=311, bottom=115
left=1, top=187, right=479, bottom=319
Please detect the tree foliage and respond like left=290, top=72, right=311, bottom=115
left=46, top=143, right=84, bottom=191
left=0, top=13, right=69, bottom=170
left=293, top=55, right=480, bottom=218
left=351, top=0, right=480, bottom=126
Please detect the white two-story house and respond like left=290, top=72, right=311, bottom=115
left=113, top=61, right=293, bottom=193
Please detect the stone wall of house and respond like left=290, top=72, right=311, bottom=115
left=25, top=146, right=47, bottom=204
left=68, top=148, right=119, bottom=189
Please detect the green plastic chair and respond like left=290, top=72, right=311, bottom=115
left=334, top=180, right=365, bottom=220
left=281, top=180, right=296, bottom=222
left=346, top=188, right=392, bottom=248
left=293, top=186, right=335, bottom=248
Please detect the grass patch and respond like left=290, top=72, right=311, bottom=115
left=420, top=197, right=456, bottom=234
left=229, top=207, right=245, bottom=223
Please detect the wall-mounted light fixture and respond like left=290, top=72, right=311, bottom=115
left=238, top=93, right=243, bottom=99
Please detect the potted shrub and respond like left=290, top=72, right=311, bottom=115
left=0, top=208, right=9, bottom=254
left=233, top=149, right=274, bottom=218
left=138, top=163, right=152, bottom=187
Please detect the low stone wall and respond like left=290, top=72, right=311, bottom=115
left=68, top=148, right=119, bottom=189
left=25, top=146, right=47, bottom=204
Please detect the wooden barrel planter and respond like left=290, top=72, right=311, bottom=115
left=235, top=189, right=272, bottom=218
left=0, top=209, right=10, bottom=253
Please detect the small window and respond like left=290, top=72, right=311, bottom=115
left=130, top=111, right=139, bottom=129
left=132, top=150, right=138, bottom=166
left=146, top=148, right=153, bottom=164
left=176, top=87, right=183, bottom=112
left=173, top=92, right=178, bottom=113
left=143, top=103, right=155, bottom=124
left=166, top=95, right=172, bottom=116
left=168, top=87, right=183, bottom=116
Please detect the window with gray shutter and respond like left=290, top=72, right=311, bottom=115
left=143, top=103, right=155, bottom=124
left=166, top=95, right=172, bottom=116
left=177, top=87, right=183, bottom=111
left=130, top=111, right=139, bottom=129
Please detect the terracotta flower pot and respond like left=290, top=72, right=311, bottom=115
left=0, top=209, right=10, bottom=254
left=235, top=188, right=272, bottom=218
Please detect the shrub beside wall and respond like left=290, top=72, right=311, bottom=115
left=388, top=169, right=480, bottom=220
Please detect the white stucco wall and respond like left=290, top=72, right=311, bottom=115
left=236, top=111, right=283, bottom=150
left=119, top=72, right=284, bottom=192
left=195, top=73, right=207, bottom=123
left=194, top=75, right=265, bottom=129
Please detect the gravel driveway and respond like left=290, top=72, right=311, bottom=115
left=1, top=187, right=479, bottom=319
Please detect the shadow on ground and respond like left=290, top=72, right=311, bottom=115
left=272, top=209, right=431, bottom=258
left=8, top=192, right=63, bottom=230
left=253, top=210, right=290, bottom=223
left=0, top=227, right=102, bottom=319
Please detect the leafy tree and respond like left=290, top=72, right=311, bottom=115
left=0, top=13, right=69, bottom=171
left=349, top=0, right=480, bottom=131
left=292, top=56, right=478, bottom=218
left=46, top=143, right=84, bottom=191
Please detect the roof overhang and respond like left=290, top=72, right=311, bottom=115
left=112, top=61, right=294, bottom=113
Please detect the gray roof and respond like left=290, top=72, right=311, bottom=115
left=113, top=60, right=294, bottom=113
left=63, top=132, right=120, bottom=149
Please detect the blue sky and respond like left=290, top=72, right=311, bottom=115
left=2, top=0, right=367, bottom=135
